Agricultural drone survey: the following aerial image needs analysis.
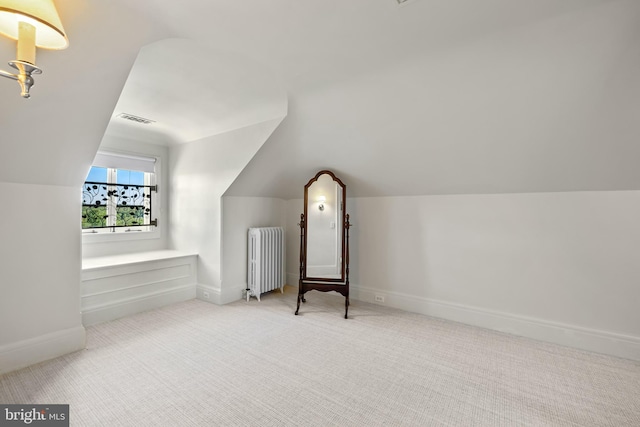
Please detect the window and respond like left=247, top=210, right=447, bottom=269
left=82, top=152, right=158, bottom=233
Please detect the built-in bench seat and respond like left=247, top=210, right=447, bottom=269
left=81, top=250, right=198, bottom=326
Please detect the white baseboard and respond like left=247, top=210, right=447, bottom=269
left=197, top=283, right=245, bottom=305
left=197, top=284, right=221, bottom=304
left=0, top=326, right=86, bottom=375
left=351, top=285, right=640, bottom=361
left=198, top=283, right=288, bottom=305
left=82, top=284, right=196, bottom=326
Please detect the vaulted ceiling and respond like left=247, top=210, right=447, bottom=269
left=1, top=0, right=638, bottom=198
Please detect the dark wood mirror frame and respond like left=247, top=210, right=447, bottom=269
left=295, top=170, right=351, bottom=318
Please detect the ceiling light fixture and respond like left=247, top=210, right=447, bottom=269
left=0, top=0, right=68, bottom=98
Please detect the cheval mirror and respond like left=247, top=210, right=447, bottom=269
left=295, top=170, right=351, bottom=318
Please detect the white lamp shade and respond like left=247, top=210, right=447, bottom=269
left=0, top=0, right=67, bottom=49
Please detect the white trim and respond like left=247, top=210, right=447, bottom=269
left=82, top=250, right=197, bottom=271
left=81, top=227, right=161, bottom=243
left=351, top=284, right=640, bottom=361
left=83, top=271, right=191, bottom=298
left=82, top=284, right=196, bottom=326
left=93, top=151, right=156, bottom=173
left=0, top=326, right=86, bottom=375
left=197, top=284, right=221, bottom=305
left=197, top=283, right=246, bottom=305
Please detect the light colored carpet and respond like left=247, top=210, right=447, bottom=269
left=1, top=288, right=639, bottom=426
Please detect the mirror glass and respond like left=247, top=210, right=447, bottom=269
left=305, top=172, right=345, bottom=280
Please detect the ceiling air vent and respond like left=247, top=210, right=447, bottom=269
left=117, top=113, right=156, bottom=125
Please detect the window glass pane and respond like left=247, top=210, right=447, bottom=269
left=116, top=169, right=145, bottom=185
left=83, top=167, right=109, bottom=229
left=86, top=166, right=107, bottom=182
left=115, top=170, right=149, bottom=227
left=83, top=166, right=108, bottom=197
left=82, top=205, right=108, bottom=229
left=116, top=206, right=145, bottom=226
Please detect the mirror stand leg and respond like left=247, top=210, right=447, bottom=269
left=295, top=294, right=301, bottom=315
left=345, top=296, right=349, bottom=319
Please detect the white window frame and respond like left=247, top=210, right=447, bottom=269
left=82, top=150, right=161, bottom=243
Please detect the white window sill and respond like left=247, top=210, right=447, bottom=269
left=82, top=249, right=197, bottom=271
left=82, top=228, right=160, bottom=244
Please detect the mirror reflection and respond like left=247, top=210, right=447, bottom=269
left=306, top=174, right=343, bottom=279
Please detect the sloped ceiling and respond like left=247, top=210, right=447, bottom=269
left=1, top=0, right=638, bottom=197
left=226, top=0, right=640, bottom=198
left=105, top=39, right=287, bottom=145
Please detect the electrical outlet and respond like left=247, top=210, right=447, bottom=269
left=203, top=291, right=210, bottom=299
left=375, top=294, right=385, bottom=303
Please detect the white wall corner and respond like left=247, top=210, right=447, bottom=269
left=286, top=273, right=299, bottom=288
left=221, top=283, right=247, bottom=305
left=0, top=326, right=86, bottom=375
left=197, top=283, right=246, bottom=305
left=197, top=284, right=222, bottom=305
left=350, top=284, right=640, bottom=362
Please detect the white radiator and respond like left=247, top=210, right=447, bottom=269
left=247, top=227, right=285, bottom=301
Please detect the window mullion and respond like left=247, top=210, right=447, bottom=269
left=107, top=168, right=118, bottom=228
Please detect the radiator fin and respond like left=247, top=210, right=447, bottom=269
left=247, top=227, right=284, bottom=301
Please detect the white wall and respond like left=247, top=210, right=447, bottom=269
left=169, top=119, right=284, bottom=304
left=286, top=191, right=640, bottom=360
left=0, top=183, right=86, bottom=374
left=221, top=197, right=287, bottom=302
left=224, top=1, right=640, bottom=201
left=81, top=135, right=170, bottom=259
left=286, top=199, right=304, bottom=286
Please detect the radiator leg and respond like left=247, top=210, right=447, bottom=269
left=246, top=288, right=250, bottom=302
left=280, top=286, right=284, bottom=294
